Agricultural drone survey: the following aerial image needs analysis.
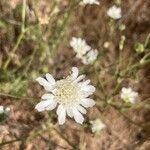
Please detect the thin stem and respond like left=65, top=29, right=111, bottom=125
left=3, top=32, right=24, bottom=70
left=121, top=58, right=150, bottom=76
left=0, top=138, right=22, bottom=146
left=94, top=62, right=106, bottom=99
left=144, top=33, right=150, bottom=47
left=140, top=52, right=150, bottom=63
left=21, top=0, right=26, bottom=32
left=0, top=92, right=37, bottom=101
left=49, top=0, right=80, bottom=57
left=53, top=127, right=76, bottom=149
left=3, top=0, right=27, bottom=70
left=114, top=106, right=144, bottom=128
left=23, top=48, right=37, bottom=76
left=105, top=101, right=144, bottom=128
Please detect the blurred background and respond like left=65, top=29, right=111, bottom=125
left=0, top=0, right=150, bottom=149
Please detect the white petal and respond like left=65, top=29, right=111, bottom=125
left=121, top=87, right=127, bottom=93
left=66, top=107, right=73, bottom=118
left=35, top=100, right=53, bottom=112
left=76, top=105, right=87, bottom=114
left=45, top=73, right=55, bottom=85
left=70, top=37, right=75, bottom=47
left=36, top=77, right=50, bottom=87
left=82, top=85, right=95, bottom=93
left=36, top=77, right=53, bottom=91
left=81, top=98, right=95, bottom=108
left=57, top=105, right=66, bottom=125
left=82, top=91, right=93, bottom=98
left=70, top=67, right=79, bottom=80
left=42, top=94, right=54, bottom=100
left=79, top=80, right=90, bottom=87
left=132, top=92, right=138, bottom=97
left=46, top=101, right=57, bottom=110
left=72, top=108, right=84, bottom=124
left=0, top=106, right=4, bottom=113
left=74, top=75, right=85, bottom=83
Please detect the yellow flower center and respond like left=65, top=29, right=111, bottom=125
left=54, top=79, right=80, bottom=104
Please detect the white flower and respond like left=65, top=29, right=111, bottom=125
left=107, top=5, right=121, bottom=19
left=120, top=87, right=138, bottom=103
left=70, top=37, right=99, bottom=65
left=35, top=67, right=96, bottom=125
left=70, top=37, right=91, bottom=58
left=81, top=0, right=100, bottom=5
left=5, top=107, right=11, bottom=115
left=81, top=49, right=98, bottom=64
left=0, top=106, right=4, bottom=114
left=90, top=119, right=106, bottom=133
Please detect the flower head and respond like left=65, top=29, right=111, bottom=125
left=35, top=67, right=96, bottom=125
left=70, top=37, right=99, bottom=65
left=0, top=106, right=4, bottom=114
left=81, top=0, right=100, bottom=5
left=70, top=37, right=91, bottom=58
left=81, top=49, right=98, bottom=64
left=5, top=107, right=11, bottom=115
left=120, top=87, right=138, bottom=103
left=90, top=119, right=106, bottom=133
left=107, top=5, right=121, bottom=19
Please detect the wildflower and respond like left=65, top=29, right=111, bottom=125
left=70, top=37, right=91, bottom=58
left=103, top=41, right=110, bottom=49
left=0, top=106, right=4, bottom=114
left=0, top=106, right=10, bottom=122
left=120, top=87, right=138, bottom=103
left=81, top=49, right=98, bottom=64
left=90, top=119, right=106, bottom=133
left=107, top=5, right=121, bottom=19
left=81, top=0, right=100, bottom=5
left=5, top=107, right=11, bottom=115
left=70, top=37, right=99, bottom=64
left=0, top=106, right=11, bottom=114
left=35, top=67, right=96, bottom=125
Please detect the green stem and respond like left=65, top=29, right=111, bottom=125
left=3, top=0, right=26, bottom=70
left=106, top=101, right=144, bottom=128
left=23, top=48, right=37, bottom=76
left=0, top=92, right=37, bottom=101
left=53, top=127, right=76, bottom=149
left=93, top=62, right=106, bottom=99
left=140, top=52, right=150, bottom=63
left=144, top=33, right=150, bottom=47
left=0, top=138, right=22, bottom=146
left=21, top=0, right=26, bottom=32
left=3, top=32, right=24, bottom=70
left=49, top=0, right=80, bottom=57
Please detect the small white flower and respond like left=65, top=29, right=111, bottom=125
left=0, top=106, right=4, bottom=114
left=5, top=107, right=11, bottom=115
left=90, top=119, right=106, bottom=133
left=81, top=0, right=100, bottom=5
left=81, top=49, right=98, bottom=64
left=120, top=87, right=138, bottom=103
left=35, top=67, right=96, bottom=125
left=70, top=37, right=99, bottom=65
left=70, top=37, right=91, bottom=58
left=107, top=5, right=121, bottom=19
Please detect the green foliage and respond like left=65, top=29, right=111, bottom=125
left=0, top=0, right=149, bottom=149
left=0, top=77, right=28, bottom=97
left=0, top=20, right=6, bottom=28
left=0, top=113, right=6, bottom=122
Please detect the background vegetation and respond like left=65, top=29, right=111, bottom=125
left=0, top=0, right=150, bottom=149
